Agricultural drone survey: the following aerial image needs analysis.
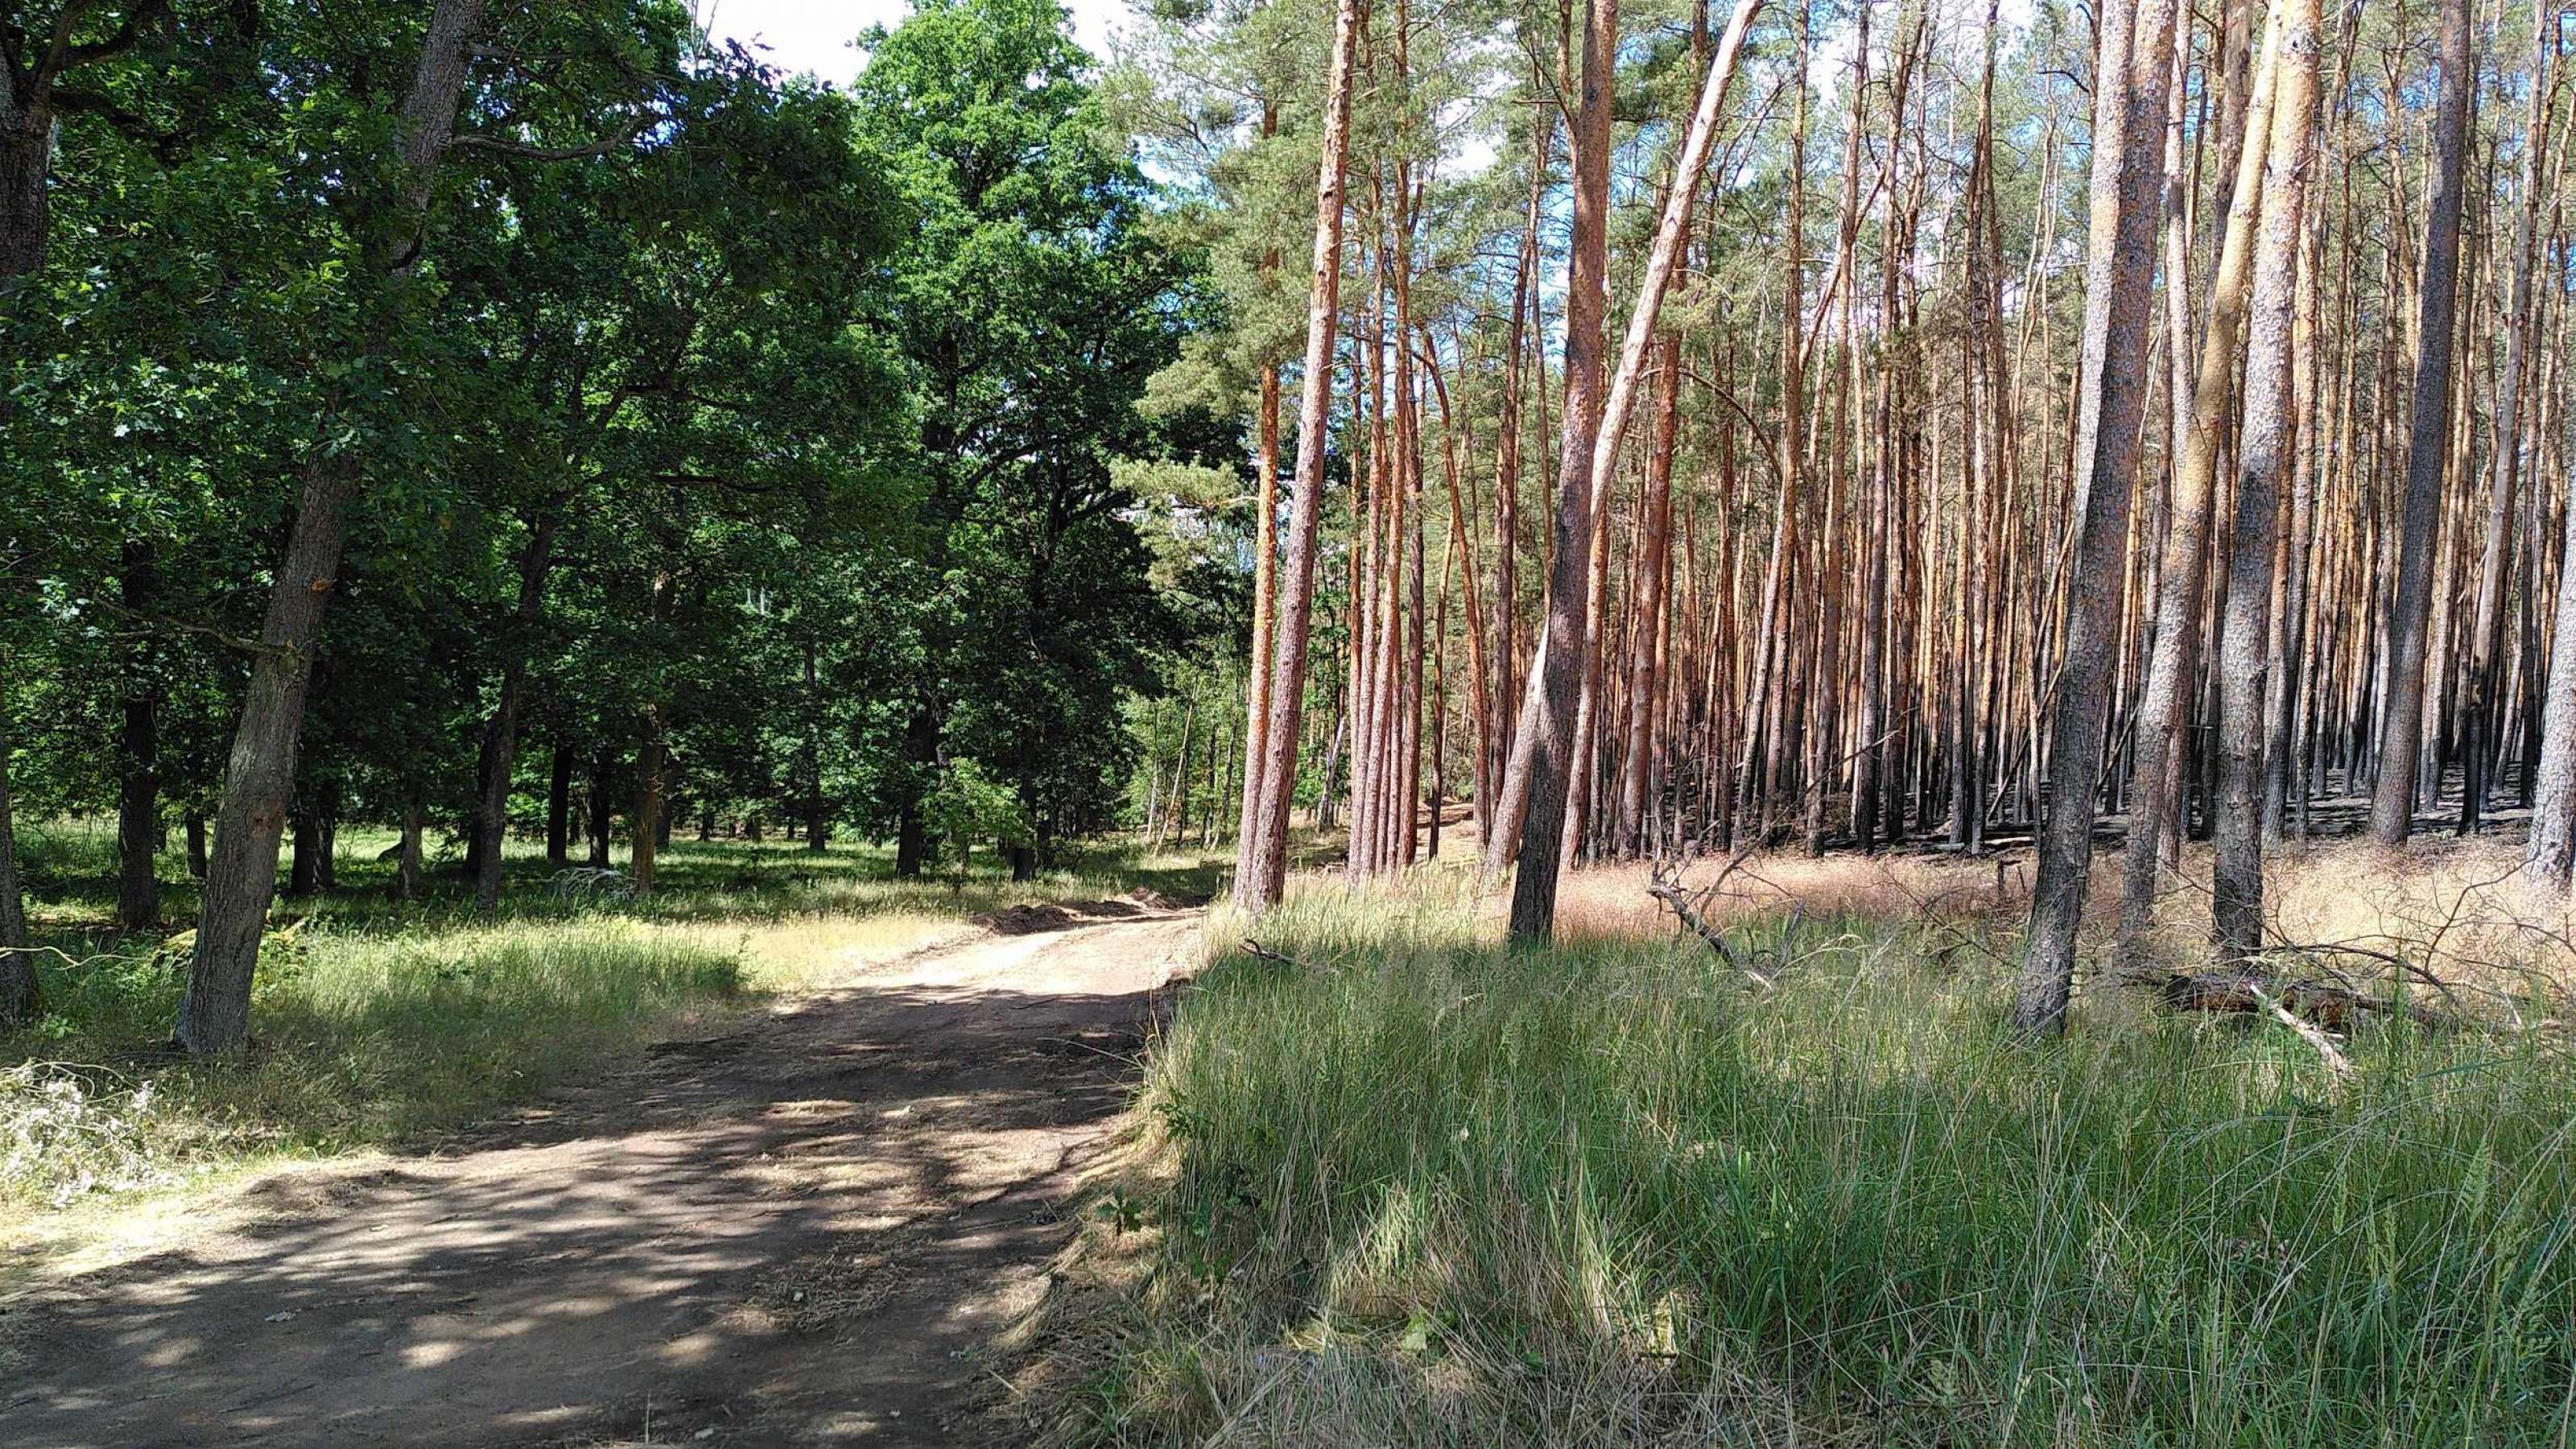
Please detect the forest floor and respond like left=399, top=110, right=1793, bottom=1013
left=0, top=898, right=1203, bottom=1447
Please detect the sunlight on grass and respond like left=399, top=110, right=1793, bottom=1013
left=2, top=832, right=1230, bottom=1251
left=1046, top=869, right=2576, bottom=1447
left=5, top=921, right=744, bottom=1215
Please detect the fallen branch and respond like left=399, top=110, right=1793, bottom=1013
left=2161, top=971, right=2450, bottom=1030
left=2250, top=985, right=2355, bottom=1082
left=1240, top=939, right=1331, bottom=973
left=1648, top=844, right=1775, bottom=989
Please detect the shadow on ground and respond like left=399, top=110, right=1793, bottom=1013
left=1, top=913, right=1197, bottom=1448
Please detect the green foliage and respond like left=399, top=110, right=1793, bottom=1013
left=1073, top=888, right=2576, bottom=1445
left=925, top=757, right=1033, bottom=869
left=0, top=0, right=1220, bottom=956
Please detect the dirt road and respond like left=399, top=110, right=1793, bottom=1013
left=1, top=906, right=1199, bottom=1447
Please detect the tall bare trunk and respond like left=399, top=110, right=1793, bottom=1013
left=0, top=701, right=30, bottom=1024
left=2118, top=6, right=2284, bottom=946
left=471, top=513, right=556, bottom=910
left=1502, top=0, right=1620, bottom=937
left=1616, top=337, right=1682, bottom=854
left=2368, top=0, right=2474, bottom=845
left=2211, top=0, right=2322, bottom=960
left=2013, top=0, right=2179, bottom=1035
left=1506, top=0, right=1759, bottom=939
left=1233, top=359, right=1283, bottom=863
left=1236, top=0, right=1361, bottom=910
left=115, top=543, right=162, bottom=932
left=2463, top=3, right=2552, bottom=832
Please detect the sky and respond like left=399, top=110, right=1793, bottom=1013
left=698, top=0, right=1131, bottom=86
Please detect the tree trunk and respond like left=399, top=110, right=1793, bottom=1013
left=1505, top=0, right=1621, bottom=939
left=546, top=742, right=573, bottom=867
left=2531, top=478, right=2576, bottom=886
left=1617, top=337, right=1683, bottom=855
left=1235, top=0, right=1360, bottom=910
left=2013, top=0, right=2179, bottom=1035
left=2368, top=0, right=2474, bottom=845
left=2462, top=2, right=2552, bottom=833
left=1508, top=0, right=1758, bottom=938
left=2211, top=0, right=2322, bottom=960
left=289, top=801, right=324, bottom=897
left=185, top=811, right=207, bottom=879
left=803, top=639, right=830, bottom=851
left=631, top=708, right=666, bottom=897
left=177, top=0, right=487, bottom=1055
left=470, top=514, right=556, bottom=909
left=894, top=797, right=928, bottom=878
left=1, top=96, right=52, bottom=1011
left=0, top=94, right=48, bottom=282
left=2119, top=6, right=2284, bottom=946
left=390, top=805, right=425, bottom=903
left=178, top=458, right=356, bottom=1050
left=1231, top=106, right=1286, bottom=869
left=587, top=753, right=614, bottom=868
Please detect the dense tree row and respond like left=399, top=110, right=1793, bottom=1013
left=1151, top=0, right=2575, bottom=995
left=0, top=0, right=1232, bottom=1048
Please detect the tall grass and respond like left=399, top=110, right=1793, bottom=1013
left=4, top=922, right=743, bottom=1212
left=1061, top=878, right=2576, bottom=1446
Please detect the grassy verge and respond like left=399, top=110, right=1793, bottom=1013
left=1034, top=873, right=2576, bottom=1447
left=3, top=830, right=1225, bottom=1245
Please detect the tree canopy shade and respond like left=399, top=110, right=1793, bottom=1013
left=0, top=0, right=1232, bottom=1046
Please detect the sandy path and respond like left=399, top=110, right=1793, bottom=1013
left=0, top=907, right=1199, bottom=1447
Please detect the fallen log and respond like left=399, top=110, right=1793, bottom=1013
left=2161, top=972, right=2450, bottom=1030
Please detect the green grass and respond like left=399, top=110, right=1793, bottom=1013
left=4, top=920, right=745, bottom=1211
left=2, top=824, right=1227, bottom=1228
left=1055, top=879, right=2576, bottom=1447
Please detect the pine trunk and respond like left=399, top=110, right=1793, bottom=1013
left=1235, top=0, right=1361, bottom=910
left=2014, top=0, right=2179, bottom=1035
left=2368, top=0, right=2474, bottom=845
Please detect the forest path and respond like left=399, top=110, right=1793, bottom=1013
left=2, top=904, right=1201, bottom=1448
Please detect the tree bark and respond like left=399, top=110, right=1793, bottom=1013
left=2013, top=0, right=2179, bottom=1035
left=1235, top=0, right=1360, bottom=911
left=1510, top=0, right=1620, bottom=923
left=2119, top=6, right=2284, bottom=947
left=2211, top=0, right=2322, bottom=961
left=2462, top=2, right=2552, bottom=832
left=2368, top=0, right=2474, bottom=846
left=390, top=804, right=425, bottom=903
left=1232, top=359, right=1283, bottom=861
left=0, top=79, right=51, bottom=282
left=631, top=708, right=666, bottom=897
left=1616, top=337, right=1682, bottom=855
left=0, top=702, right=32, bottom=1026
left=586, top=752, right=614, bottom=868
left=470, top=513, right=555, bottom=910
left=179, top=457, right=357, bottom=1049
left=546, top=743, right=573, bottom=866
left=1509, top=0, right=1759, bottom=939
left=177, top=0, right=486, bottom=1054
left=289, top=799, right=324, bottom=898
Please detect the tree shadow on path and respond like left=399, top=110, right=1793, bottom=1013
left=1, top=913, right=1198, bottom=1448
